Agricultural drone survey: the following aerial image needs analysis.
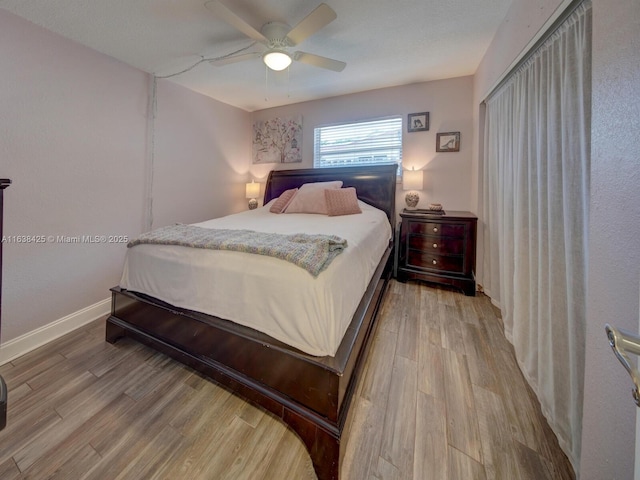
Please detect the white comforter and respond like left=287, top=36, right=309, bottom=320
left=120, top=200, right=392, bottom=356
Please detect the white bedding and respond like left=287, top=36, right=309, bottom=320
left=120, top=200, right=392, bottom=356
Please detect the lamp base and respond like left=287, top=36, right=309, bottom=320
left=248, top=198, right=258, bottom=210
left=405, top=192, right=419, bottom=209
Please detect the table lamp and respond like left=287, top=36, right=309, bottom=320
left=402, top=168, right=423, bottom=209
left=245, top=180, right=260, bottom=210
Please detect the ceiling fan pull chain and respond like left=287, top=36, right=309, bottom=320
left=287, top=65, right=291, bottom=98
left=264, top=64, right=269, bottom=102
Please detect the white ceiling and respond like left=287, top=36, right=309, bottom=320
left=0, top=0, right=513, bottom=112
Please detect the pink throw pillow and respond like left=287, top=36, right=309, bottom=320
left=269, top=188, right=298, bottom=214
left=325, top=187, right=362, bottom=216
left=284, top=181, right=343, bottom=214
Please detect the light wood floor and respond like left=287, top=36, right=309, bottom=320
left=0, top=281, right=574, bottom=479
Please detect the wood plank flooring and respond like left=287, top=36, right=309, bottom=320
left=0, top=281, right=574, bottom=479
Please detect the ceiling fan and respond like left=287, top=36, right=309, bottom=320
left=204, top=1, right=346, bottom=72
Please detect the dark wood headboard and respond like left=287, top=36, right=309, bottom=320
left=263, top=164, right=397, bottom=223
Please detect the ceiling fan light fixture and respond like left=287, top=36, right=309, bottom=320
left=263, top=50, right=292, bottom=71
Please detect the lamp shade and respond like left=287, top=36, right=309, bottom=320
left=263, top=51, right=292, bottom=71
left=402, top=169, right=423, bottom=191
left=245, top=180, right=260, bottom=199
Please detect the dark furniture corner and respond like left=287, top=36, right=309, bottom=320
left=397, top=209, right=477, bottom=296
left=0, top=178, right=11, bottom=430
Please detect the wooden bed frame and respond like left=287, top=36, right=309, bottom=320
left=106, top=164, right=397, bottom=479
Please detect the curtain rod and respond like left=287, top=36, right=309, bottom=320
left=483, top=0, right=588, bottom=103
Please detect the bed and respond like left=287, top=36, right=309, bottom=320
left=106, top=164, right=397, bottom=479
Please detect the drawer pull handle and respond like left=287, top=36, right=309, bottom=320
left=433, top=227, right=438, bottom=232
left=432, top=259, right=437, bottom=265
left=433, top=243, right=438, bottom=248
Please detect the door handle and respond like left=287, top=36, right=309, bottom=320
left=606, top=324, right=640, bottom=407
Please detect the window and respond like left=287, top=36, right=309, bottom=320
left=314, top=117, right=402, bottom=174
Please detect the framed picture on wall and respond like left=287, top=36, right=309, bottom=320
left=436, top=132, right=460, bottom=152
left=252, top=116, right=303, bottom=164
left=407, top=112, right=429, bottom=132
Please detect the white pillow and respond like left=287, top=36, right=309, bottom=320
left=284, top=181, right=343, bottom=214
left=298, top=180, right=343, bottom=191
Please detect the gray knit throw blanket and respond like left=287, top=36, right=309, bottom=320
left=128, top=224, right=348, bottom=277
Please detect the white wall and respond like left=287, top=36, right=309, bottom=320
left=474, top=0, right=640, bottom=477
left=251, top=77, right=475, bottom=213
left=581, top=0, right=640, bottom=477
left=0, top=10, right=148, bottom=343
left=152, top=80, right=252, bottom=227
left=0, top=10, right=250, bottom=349
left=473, top=0, right=569, bottom=105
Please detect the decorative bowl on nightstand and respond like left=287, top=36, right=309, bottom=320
left=428, top=203, right=443, bottom=211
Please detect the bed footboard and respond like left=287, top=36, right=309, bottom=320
left=106, top=245, right=392, bottom=480
left=107, top=314, right=343, bottom=478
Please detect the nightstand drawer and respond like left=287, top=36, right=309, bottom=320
left=408, top=235, right=464, bottom=255
left=407, top=251, right=463, bottom=273
left=407, top=221, right=465, bottom=238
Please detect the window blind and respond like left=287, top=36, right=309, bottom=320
left=314, top=117, right=402, bottom=174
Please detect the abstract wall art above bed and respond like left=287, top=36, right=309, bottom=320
left=253, top=115, right=302, bottom=164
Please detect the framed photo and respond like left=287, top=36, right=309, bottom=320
left=407, top=112, right=429, bottom=132
left=436, top=132, right=460, bottom=152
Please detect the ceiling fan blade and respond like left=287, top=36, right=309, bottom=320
left=286, top=3, right=337, bottom=46
left=205, top=0, right=267, bottom=43
left=294, top=51, right=346, bottom=72
left=209, top=52, right=262, bottom=66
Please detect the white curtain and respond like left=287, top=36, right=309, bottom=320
left=481, top=1, right=591, bottom=470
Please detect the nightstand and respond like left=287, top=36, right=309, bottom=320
left=397, top=210, right=477, bottom=296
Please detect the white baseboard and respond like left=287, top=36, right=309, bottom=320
left=0, top=298, right=111, bottom=366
